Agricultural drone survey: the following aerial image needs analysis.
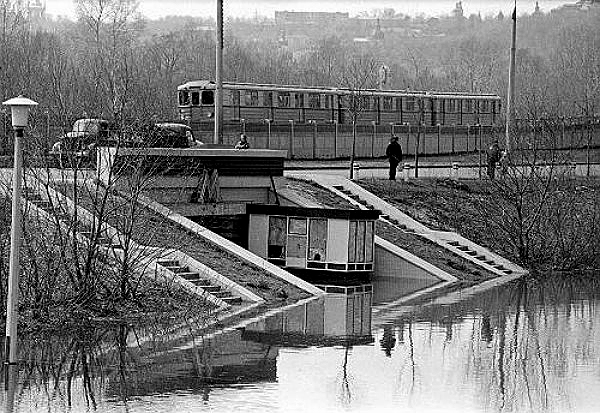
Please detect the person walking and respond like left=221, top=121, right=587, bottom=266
left=486, top=141, right=502, bottom=180
left=235, top=133, right=250, bottom=149
left=386, top=136, right=403, bottom=180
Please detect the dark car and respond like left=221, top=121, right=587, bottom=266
left=51, top=120, right=200, bottom=168
left=50, top=118, right=111, bottom=167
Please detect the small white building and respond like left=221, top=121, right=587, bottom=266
left=247, top=204, right=379, bottom=275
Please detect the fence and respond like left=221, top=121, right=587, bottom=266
left=1, top=112, right=599, bottom=161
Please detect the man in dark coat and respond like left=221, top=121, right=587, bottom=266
left=386, top=136, right=403, bottom=180
left=486, top=141, right=502, bottom=180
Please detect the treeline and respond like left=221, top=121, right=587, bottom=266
left=0, top=0, right=599, bottom=134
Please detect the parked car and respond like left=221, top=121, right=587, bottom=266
left=51, top=120, right=200, bottom=168
left=50, top=118, right=112, bottom=167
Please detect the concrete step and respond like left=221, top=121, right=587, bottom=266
left=163, top=266, right=190, bottom=273
left=379, top=214, right=390, bottom=220
left=157, top=259, right=179, bottom=267
left=465, top=250, right=478, bottom=256
left=201, top=285, right=222, bottom=293
left=456, top=245, right=471, bottom=251
left=475, top=255, right=487, bottom=260
left=221, top=296, right=243, bottom=305
left=177, top=271, right=201, bottom=280
left=447, top=241, right=460, bottom=247
left=332, top=185, right=345, bottom=190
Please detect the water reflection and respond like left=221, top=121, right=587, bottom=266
left=2, top=275, right=600, bottom=412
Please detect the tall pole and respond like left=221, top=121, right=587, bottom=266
left=214, top=0, right=224, bottom=144
left=505, top=3, right=517, bottom=154
left=5, top=127, right=23, bottom=365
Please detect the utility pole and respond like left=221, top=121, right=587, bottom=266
left=214, top=0, right=224, bottom=144
left=505, top=2, right=517, bottom=154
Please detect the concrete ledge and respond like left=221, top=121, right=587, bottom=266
left=375, top=236, right=458, bottom=282
left=134, top=193, right=325, bottom=296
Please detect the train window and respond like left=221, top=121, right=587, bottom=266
left=396, top=97, right=402, bottom=111
left=245, top=90, right=259, bottom=106
left=324, top=95, right=330, bottom=109
left=360, top=96, right=370, bottom=110
left=464, top=100, right=473, bottom=113
left=191, top=92, right=200, bottom=106
left=308, top=93, right=321, bottom=109
left=179, top=91, right=190, bottom=106
left=404, top=97, right=415, bottom=111
left=480, top=100, right=490, bottom=112
left=372, top=97, right=380, bottom=110
left=231, top=90, right=240, bottom=105
left=263, top=91, right=273, bottom=107
left=201, top=91, right=214, bottom=105
left=448, top=99, right=457, bottom=113
left=278, top=92, right=290, bottom=107
left=383, top=97, right=393, bottom=110
left=295, top=93, right=305, bottom=108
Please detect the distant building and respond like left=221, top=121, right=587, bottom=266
left=275, top=11, right=350, bottom=25
left=28, top=0, right=45, bottom=31
left=453, top=1, right=465, bottom=18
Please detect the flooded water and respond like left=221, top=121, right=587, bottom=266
left=2, top=273, right=600, bottom=413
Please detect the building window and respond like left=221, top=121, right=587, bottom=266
left=404, top=97, right=415, bottom=111
left=268, top=216, right=287, bottom=260
left=308, top=219, right=327, bottom=261
left=191, top=91, right=200, bottom=106
left=308, top=93, right=321, bottom=109
left=201, top=90, right=214, bottom=105
left=383, top=97, right=393, bottom=110
left=324, top=95, right=331, bottom=109
left=348, top=220, right=375, bottom=263
left=278, top=92, right=290, bottom=107
left=289, top=217, right=307, bottom=235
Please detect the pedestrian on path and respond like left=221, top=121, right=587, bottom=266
left=386, top=136, right=403, bottom=180
left=486, top=141, right=502, bottom=180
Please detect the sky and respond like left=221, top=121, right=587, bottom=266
left=44, top=0, right=571, bottom=20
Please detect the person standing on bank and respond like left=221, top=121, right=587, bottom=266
left=386, top=136, right=403, bottom=180
left=486, top=141, right=502, bottom=180
left=235, top=133, right=250, bottom=149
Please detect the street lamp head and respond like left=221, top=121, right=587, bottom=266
left=2, top=95, right=38, bottom=128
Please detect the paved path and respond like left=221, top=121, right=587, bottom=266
left=286, top=163, right=600, bottom=180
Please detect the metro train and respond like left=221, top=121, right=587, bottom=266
left=177, top=80, right=502, bottom=126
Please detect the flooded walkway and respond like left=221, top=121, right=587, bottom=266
left=2, top=272, right=600, bottom=413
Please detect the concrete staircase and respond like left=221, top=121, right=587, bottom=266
left=285, top=173, right=527, bottom=278
left=22, top=185, right=249, bottom=309
left=156, top=259, right=243, bottom=306
left=329, top=182, right=524, bottom=277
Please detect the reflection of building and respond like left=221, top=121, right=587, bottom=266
left=243, top=285, right=373, bottom=346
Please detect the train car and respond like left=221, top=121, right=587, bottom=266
left=177, top=80, right=502, bottom=127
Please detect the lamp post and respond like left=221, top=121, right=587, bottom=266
left=2, top=95, right=38, bottom=366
